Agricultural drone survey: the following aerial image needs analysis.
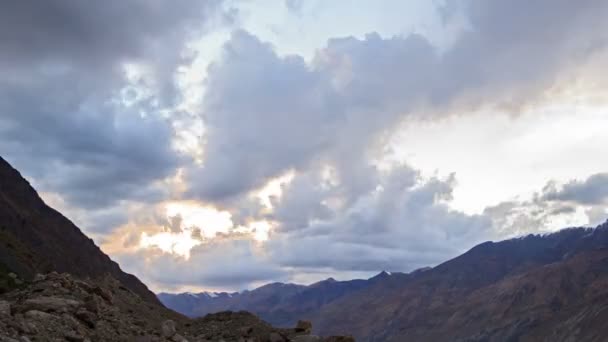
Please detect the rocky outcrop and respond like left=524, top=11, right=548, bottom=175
left=0, top=272, right=355, bottom=341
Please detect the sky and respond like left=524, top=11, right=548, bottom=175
left=1, top=0, right=608, bottom=293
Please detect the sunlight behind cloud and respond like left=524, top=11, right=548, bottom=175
left=255, top=171, right=295, bottom=209
left=140, top=230, right=201, bottom=259
left=165, top=201, right=233, bottom=238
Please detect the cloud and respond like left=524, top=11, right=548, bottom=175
left=484, top=172, right=608, bottom=236
left=0, top=0, right=227, bottom=210
left=267, top=165, right=492, bottom=272
left=542, top=173, right=608, bottom=205
left=172, top=0, right=608, bottom=287
left=189, top=0, right=608, bottom=202
left=116, top=238, right=286, bottom=291
left=4, top=0, right=608, bottom=290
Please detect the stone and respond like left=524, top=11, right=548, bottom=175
left=0, top=336, right=20, bottom=342
left=24, top=310, right=53, bottom=320
left=0, top=301, right=10, bottom=316
left=239, top=325, right=253, bottom=336
left=268, top=332, right=284, bottom=342
left=75, top=308, right=96, bottom=328
left=64, top=332, right=85, bottom=342
left=32, top=274, right=46, bottom=283
left=170, top=333, right=189, bottom=342
left=92, top=286, right=113, bottom=303
left=291, top=336, right=321, bottom=342
left=83, top=295, right=100, bottom=314
left=162, top=319, right=177, bottom=337
left=295, top=320, right=313, bottom=334
left=19, top=296, right=82, bottom=313
left=324, top=337, right=356, bottom=342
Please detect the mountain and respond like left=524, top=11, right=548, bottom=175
left=315, top=222, right=608, bottom=341
left=0, top=271, right=355, bottom=341
left=0, top=156, right=159, bottom=304
left=0, top=155, right=354, bottom=341
left=163, top=221, right=608, bottom=342
left=159, top=275, right=376, bottom=327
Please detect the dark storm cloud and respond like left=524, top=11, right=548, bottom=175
left=0, top=0, right=222, bottom=68
left=0, top=0, right=225, bottom=211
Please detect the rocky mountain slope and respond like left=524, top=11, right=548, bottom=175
left=0, top=271, right=354, bottom=341
left=163, top=221, right=608, bottom=342
left=0, top=156, right=158, bottom=304
left=0, top=156, right=355, bottom=341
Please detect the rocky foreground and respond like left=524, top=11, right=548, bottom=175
left=0, top=272, right=354, bottom=342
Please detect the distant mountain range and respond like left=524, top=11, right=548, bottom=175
left=159, top=272, right=389, bottom=326
left=161, top=220, right=608, bottom=342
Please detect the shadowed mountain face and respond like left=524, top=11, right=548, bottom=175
left=0, top=156, right=160, bottom=304
left=162, top=221, right=608, bottom=342
left=315, top=222, right=608, bottom=341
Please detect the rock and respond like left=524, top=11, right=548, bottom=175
left=92, top=286, right=113, bottom=303
left=134, top=336, right=154, bottom=342
left=239, top=325, right=253, bottom=336
left=7, top=273, right=17, bottom=279
left=295, top=320, right=313, bottom=334
left=83, top=295, right=100, bottom=314
left=75, top=308, right=96, bottom=328
left=18, top=296, right=82, bottom=313
left=0, top=336, right=20, bottom=342
left=32, top=274, right=46, bottom=283
left=171, top=333, right=189, bottom=342
left=323, top=337, right=355, bottom=342
left=292, top=336, right=321, bottom=342
left=268, top=332, right=285, bottom=342
left=162, top=319, right=177, bottom=337
left=24, top=310, right=53, bottom=320
left=0, top=300, right=10, bottom=316
left=64, top=332, right=86, bottom=342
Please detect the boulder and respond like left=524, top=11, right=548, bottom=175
left=162, top=319, right=177, bottom=337
left=0, top=300, right=10, bottom=316
left=268, top=332, right=285, bottom=342
left=295, top=320, right=313, bottom=334
left=18, top=296, right=82, bottom=313
left=292, top=335, right=321, bottom=342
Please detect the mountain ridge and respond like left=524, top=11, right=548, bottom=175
left=0, top=156, right=162, bottom=304
left=161, top=220, right=608, bottom=341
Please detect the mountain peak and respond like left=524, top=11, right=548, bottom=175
left=370, top=270, right=392, bottom=280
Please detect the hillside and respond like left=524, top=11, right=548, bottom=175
left=315, top=222, right=608, bottom=341
left=0, top=271, right=357, bottom=341
left=0, top=156, right=159, bottom=304
left=0, top=156, right=355, bottom=341
left=163, top=221, right=608, bottom=341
